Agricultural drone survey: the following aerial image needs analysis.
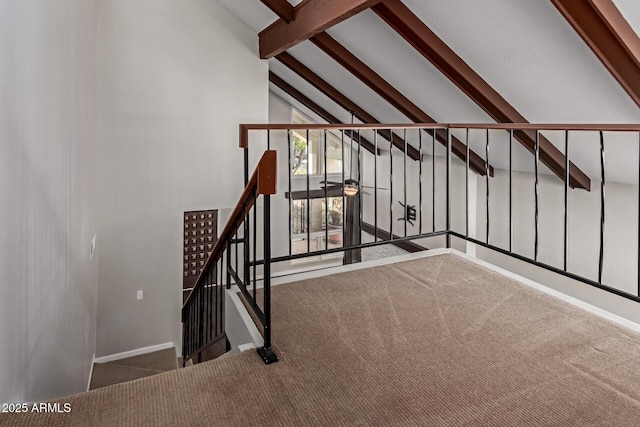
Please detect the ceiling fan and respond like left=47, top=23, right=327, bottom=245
left=319, top=179, right=371, bottom=196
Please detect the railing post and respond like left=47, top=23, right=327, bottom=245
left=244, top=147, right=249, bottom=187
left=258, top=194, right=278, bottom=364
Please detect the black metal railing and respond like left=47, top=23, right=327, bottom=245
left=182, top=150, right=278, bottom=365
left=240, top=123, right=640, bottom=305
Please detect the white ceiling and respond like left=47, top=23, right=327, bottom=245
left=217, top=0, right=640, bottom=185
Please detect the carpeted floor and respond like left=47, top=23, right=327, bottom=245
left=5, top=253, right=640, bottom=426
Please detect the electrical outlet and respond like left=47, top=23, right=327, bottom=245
left=136, top=290, right=143, bottom=300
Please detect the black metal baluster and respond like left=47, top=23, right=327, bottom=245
left=288, top=130, right=292, bottom=256
left=210, top=268, right=215, bottom=341
left=374, top=130, right=378, bottom=242
left=184, top=306, right=188, bottom=361
left=253, top=195, right=257, bottom=300
left=242, top=145, right=250, bottom=322
left=243, top=205, right=249, bottom=298
left=206, top=270, right=210, bottom=342
left=214, top=259, right=218, bottom=340
left=324, top=130, right=328, bottom=251
left=342, top=130, right=346, bottom=248
left=267, top=129, right=271, bottom=150
left=195, top=296, right=198, bottom=357
left=390, top=129, right=394, bottom=240
left=534, top=130, right=540, bottom=262
left=188, top=305, right=192, bottom=358
left=419, top=130, right=423, bottom=236
left=195, top=293, right=198, bottom=356
left=226, top=240, right=231, bottom=289
left=206, top=280, right=210, bottom=347
left=466, top=128, right=470, bottom=238
left=486, top=129, right=490, bottom=244
left=202, top=280, right=209, bottom=345
left=564, top=130, right=569, bottom=271
left=219, top=254, right=223, bottom=336
left=446, top=128, right=451, bottom=248
left=599, top=131, right=606, bottom=284
left=182, top=314, right=186, bottom=366
left=404, top=129, right=408, bottom=238
left=198, top=288, right=203, bottom=361
left=194, top=294, right=198, bottom=356
left=190, top=300, right=194, bottom=357
left=306, top=129, right=311, bottom=253
left=219, top=255, right=224, bottom=336
left=235, top=220, right=238, bottom=277
left=432, top=130, right=436, bottom=233
left=358, top=130, right=362, bottom=245
left=509, top=129, right=513, bottom=253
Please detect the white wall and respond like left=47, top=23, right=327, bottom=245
left=359, top=130, right=469, bottom=253
left=476, top=168, right=639, bottom=300
left=96, top=0, right=268, bottom=357
left=0, top=0, right=98, bottom=402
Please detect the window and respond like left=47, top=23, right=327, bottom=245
left=291, top=110, right=349, bottom=176
left=290, top=109, right=352, bottom=258
left=292, top=197, right=343, bottom=235
left=291, top=197, right=344, bottom=255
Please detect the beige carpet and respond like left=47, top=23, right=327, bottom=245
left=5, top=253, right=640, bottom=426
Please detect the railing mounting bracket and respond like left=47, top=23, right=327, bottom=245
left=257, top=347, right=279, bottom=364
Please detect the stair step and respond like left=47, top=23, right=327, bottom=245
left=90, top=347, right=179, bottom=390
left=105, top=347, right=178, bottom=372
left=89, top=364, right=164, bottom=390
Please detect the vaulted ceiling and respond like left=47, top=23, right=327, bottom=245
left=217, top=0, right=640, bottom=185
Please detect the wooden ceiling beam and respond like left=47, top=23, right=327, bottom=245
left=373, top=0, right=590, bottom=190
left=552, top=0, right=640, bottom=109
left=259, top=0, right=295, bottom=23
left=311, top=32, right=493, bottom=176
left=259, top=0, right=384, bottom=59
left=269, top=72, right=380, bottom=156
left=276, top=51, right=420, bottom=160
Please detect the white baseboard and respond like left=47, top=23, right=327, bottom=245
left=94, top=342, right=175, bottom=364
left=269, top=248, right=452, bottom=289
left=87, top=353, right=95, bottom=392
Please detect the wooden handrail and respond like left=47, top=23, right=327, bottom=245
left=448, top=124, right=640, bottom=131
left=240, top=123, right=640, bottom=148
left=182, top=150, right=277, bottom=309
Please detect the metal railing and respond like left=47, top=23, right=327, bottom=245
left=241, top=123, right=640, bottom=304
left=182, top=150, right=278, bottom=365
